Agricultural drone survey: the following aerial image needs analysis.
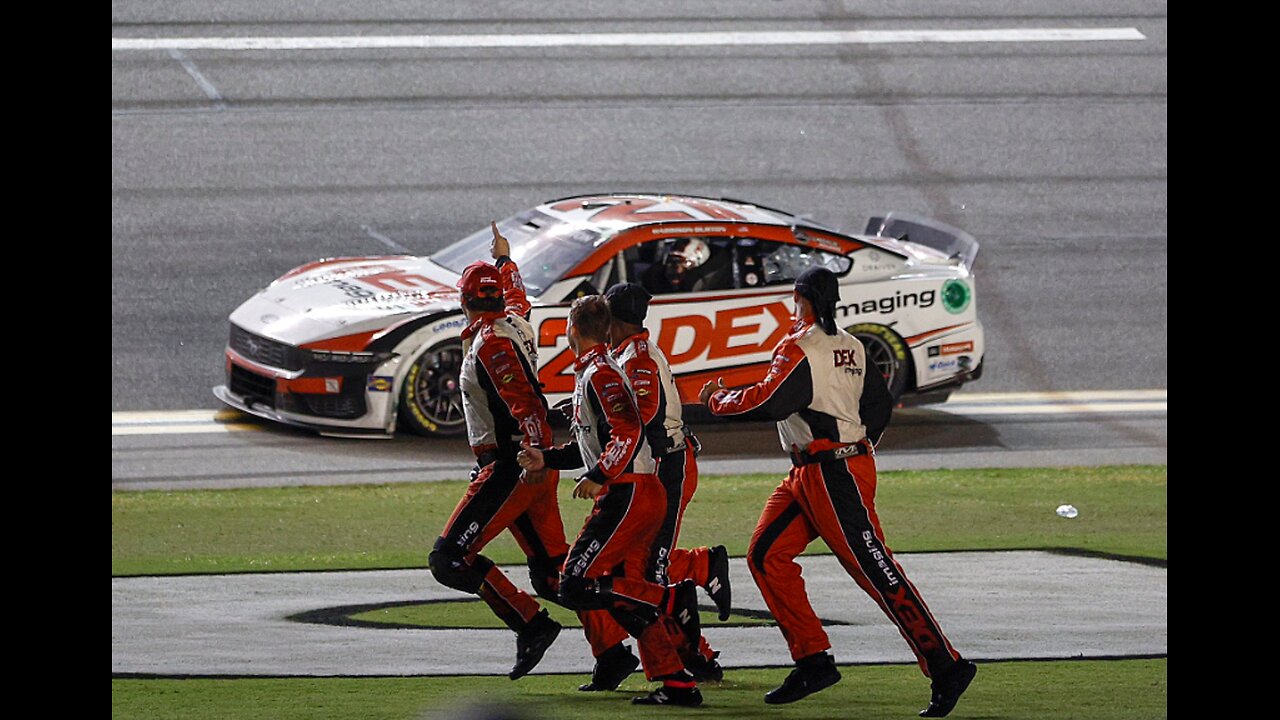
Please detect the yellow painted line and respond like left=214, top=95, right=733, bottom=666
left=112, top=423, right=264, bottom=436
left=938, top=401, right=1167, bottom=416
left=111, top=409, right=262, bottom=436
left=948, top=389, right=1166, bottom=404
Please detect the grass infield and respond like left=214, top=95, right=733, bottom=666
left=111, top=465, right=1167, bottom=576
left=111, top=658, right=1168, bottom=720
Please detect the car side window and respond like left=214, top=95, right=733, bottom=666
left=625, top=237, right=736, bottom=295
left=749, top=240, right=852, bottom=286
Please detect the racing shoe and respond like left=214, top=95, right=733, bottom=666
left=683, top=650, right=724, bottom=682
left=632, top=672, right=702, bottom=707
left=667, top=580, right=702, bottom=648
left=764, top=651, right=842, bottom=704
left=509, top=610, right=561, bottom=680
left=704, top=545, right=733, bottom=621
left=578, top=643, right=640, bottom=692
left=919, top=659, right=977, bottom=718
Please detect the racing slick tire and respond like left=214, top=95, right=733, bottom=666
left=399, top=338, right=466, bottom=437
left=845, top=322, right=911, bottom=401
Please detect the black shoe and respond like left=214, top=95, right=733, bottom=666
left=631, top=685, right=703, bottom=707
left=577, top=643, right=640, bottom=692
left=669, top=580, right=702, bottom=648
left=509, top=610, right=561, bottom=680
left=705, top=545, right=732, bottom=621
left=919, top=659, right=977, bottom=718
left=764, top=652, right=842, bottom=704
left=684, top=651, right=724, bottom=682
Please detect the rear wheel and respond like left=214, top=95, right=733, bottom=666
left=399, top=339, right=466, bottom=436
left=845, top=323, right=911, bottom=401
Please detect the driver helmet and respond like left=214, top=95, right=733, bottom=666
left=665, top=237, right=711, bottom=280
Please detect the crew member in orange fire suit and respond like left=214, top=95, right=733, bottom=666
left=428, top=224, right=568, bottom=682
left=518, top=295, right=705, bottom=707
left=700, top=267, right=977, bottom=716
left=566, top=282, right=731, bottom=690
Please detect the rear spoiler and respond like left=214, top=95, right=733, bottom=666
left=865, top=213, right=980, bottom=271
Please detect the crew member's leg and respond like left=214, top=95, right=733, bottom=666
left=746, top=471, right=829, bottom=660
left=560, top=478, right=701, bottom=706
left=650, top=446, right=726, bottom=676
left=429, top=459, right=562, bottom=679
left=805, top=455, right=960, bottom=678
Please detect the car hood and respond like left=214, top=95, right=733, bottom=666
left=228, top=256, right=464, bottom=347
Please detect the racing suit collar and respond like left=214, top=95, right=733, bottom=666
left=460, top=311, right=504, bottom=340
left=609, top=329, right=650, bottom=356
left=573, top=342, right=609, bottom=372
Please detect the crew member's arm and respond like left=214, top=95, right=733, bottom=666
left=859, top=358, right=893, bottom=445
left=581, top=365, right=644, bottom=485
left=704, top=338, right=813, bottom=420
left=621, top=347, right=662, bottom=429
left=489, top=221, right=532, bottom=319
left=476, top=335, right=552, bottom=448
left=494, top=256, right=532, bottom=319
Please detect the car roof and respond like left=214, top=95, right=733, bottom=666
left=538, top=193, right=807, bottom=233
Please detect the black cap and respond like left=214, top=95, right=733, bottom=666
left=604, top=282, right=652, bottom=325
left=794, top=267, right=839, bottom=334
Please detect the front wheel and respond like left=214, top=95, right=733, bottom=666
left=399, top=339, right=466, bottom=436
left=845, top=323, right=911, bottom=401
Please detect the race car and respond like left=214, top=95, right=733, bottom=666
left=214, top=194, right=984, bottom=438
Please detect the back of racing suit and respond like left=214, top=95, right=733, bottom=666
left=707, top=320, right=962, bottom=678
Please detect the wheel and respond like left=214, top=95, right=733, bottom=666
left=399, top=338, right=466, bottom=436
left=845, top=323, right=911, bottom=401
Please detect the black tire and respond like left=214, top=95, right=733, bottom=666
left=845, top=323, right=911, bottom=401
left=399, top=338, right=466, bottom=437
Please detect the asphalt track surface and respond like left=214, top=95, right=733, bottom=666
left=112, top=0, right=1168, bottom=417
left=112, top=551, right=1168, bottom=676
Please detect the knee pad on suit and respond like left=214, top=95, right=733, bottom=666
left=608, top=604, right=659, bottom=637
left=528, top=554, right=566, bottom=604
left=427, top=538, right=492, bottom=594
left=559, top=574, right=609, bottom=610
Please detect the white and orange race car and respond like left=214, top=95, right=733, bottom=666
left=214, top=194, right=984, bottom=437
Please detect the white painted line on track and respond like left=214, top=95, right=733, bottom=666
left=166, top=48, right=227, bottom=110
left=112, top=28, right=1146, bottom=52
left=111, top=390, right=1166, bottom=436
left=361, top=225, right=412, bottom=254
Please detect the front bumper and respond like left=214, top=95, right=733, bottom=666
left=215, top=347, right=397, bottom=437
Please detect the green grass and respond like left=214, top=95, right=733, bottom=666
left=350, top=600, right=773, bottom=629
left=112, top=465, right=1166, bottom=576
left=112, top=658, right=1168, bottom=720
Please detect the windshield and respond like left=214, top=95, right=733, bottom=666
left=430, top=210, right=604, bottom=297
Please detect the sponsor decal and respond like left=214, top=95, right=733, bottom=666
left=836, top=289, right=936, bottom=317
left=650, top=225, right=727, bottom=235
left=885, top=585, right=940, bottom=651
left=367, top=376, right=394, bottom=392
left=928, top=340, right=974, bottom=358
left=456, top=521, right=481, bottom=549
left=324, top=378, right=341, bottom=394
left=832, top=349, right=859, bottom=368
left=501, top=373, right=516, bottom=384
left=570, top=540, right=602, bottom=575
left=942, top=279, right=971, bottom=314
left=329, top=279, right=377, bottom=300
left=861, top=530, right=899, bottom=586
left=431, top=317, right=466, bottom=334
left=928, top=359, right=959, bottom=374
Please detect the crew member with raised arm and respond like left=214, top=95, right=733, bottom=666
left=518, top=295, right=704, bottom=707
left=428, top=224, right=568, bottom=681
left=700, top=267, right=977, bottom=716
